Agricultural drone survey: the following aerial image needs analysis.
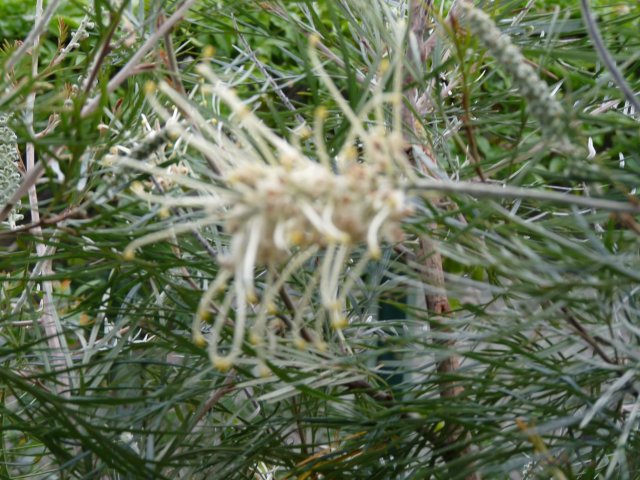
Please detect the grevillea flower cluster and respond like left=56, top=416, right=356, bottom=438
left=192, top=149, right=413, bottom=372
left=458, top=1, right=566, bottom=139
left=111, top=32, right=415, bottom=371
left=221, top=155, right=410, bottom=266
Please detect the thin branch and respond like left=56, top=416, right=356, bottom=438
left=256, top=2, right=368, bottom=84
left=147, top=176, right=217, bottom=287
left=0, top=205, right=86, bottom=240
left=405, top=2, right=480, bottom=478
left=82, top=10, right=121, bottom=95
left=343, top=379, right=393, bottom=403
left=233, top=16, right=306, bottom=125
left=411, top=179, right=639, bottom=213
left=25, top=0, right=73, bottom=399
left=1, top=0, right=202, bottom=226
left=580, top=0, right=640, bottom=114
left=449, top=12, right=486, bottom=181
left=275, top=286, right=393, bottom=402
left=81, top=0, right=198, bottom=118
left=0, top=159, right=45, bottom=224
left=192, top=374, right=236, bottom=428
left=563, top=308, right=616, bottom=365
left=155, top=13, right=222, bottom=175
left=3, top=0, right=62, bottom=72
left=159, top=13, right=187, bottom=98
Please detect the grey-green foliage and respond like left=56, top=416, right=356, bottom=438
left=0, top=0, right=639, bottom=479
left=0, top=114, right=22, bottom=229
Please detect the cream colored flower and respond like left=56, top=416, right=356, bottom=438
left=114, top=24, right=414, bottom=370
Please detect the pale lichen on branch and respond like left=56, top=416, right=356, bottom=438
left=0, top=114, right=23, bottom=229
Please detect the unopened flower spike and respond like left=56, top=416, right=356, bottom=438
left=458, top=1, right=567, bottom=141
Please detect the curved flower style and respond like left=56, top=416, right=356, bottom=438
left=110, top=31, right=415, bottom=371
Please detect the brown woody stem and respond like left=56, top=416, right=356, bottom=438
left=405, top=2, right=479, bottom=478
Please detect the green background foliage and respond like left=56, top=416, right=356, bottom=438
left=1, top=1, right=639, bottom=478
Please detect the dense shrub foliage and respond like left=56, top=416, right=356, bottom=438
left=1, top=1, right=639, bottom=478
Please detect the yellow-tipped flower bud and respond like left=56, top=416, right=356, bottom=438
left=309, top=34, right=321, bottom=48
left=130, top=181, right=145, bottom=195
left=246, top=292, right=259, bottom=305
left=331, top=315, right=348, bottom=330
left=212, top=356, right=233, bottom=372
left=341, top=145, right=358, bottom=162
left=314, top=340, right=328, bottom=353
left=255, top=362, right=271, bottom=378
left=293, top=337, right=307, bottom=350
left=296, top=125, right=312, bottom=140
left=79, top=313, right=91, bottom=326
left=379, top=58, right=390, bottom=75
left=315, top=105, right=328, bottom=120
left=193, top=333, right=206, bottom=348
left=266, top=302, right=278, bottom=315
left=202, top=45, right=216, bottom=59
left=144, top=81, right=156, bottom=95
left=101, top=154, right=115, bottom=166
left=249, top=331, right=262, bottom=346
left=288, top=231, right=305, bottom=246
